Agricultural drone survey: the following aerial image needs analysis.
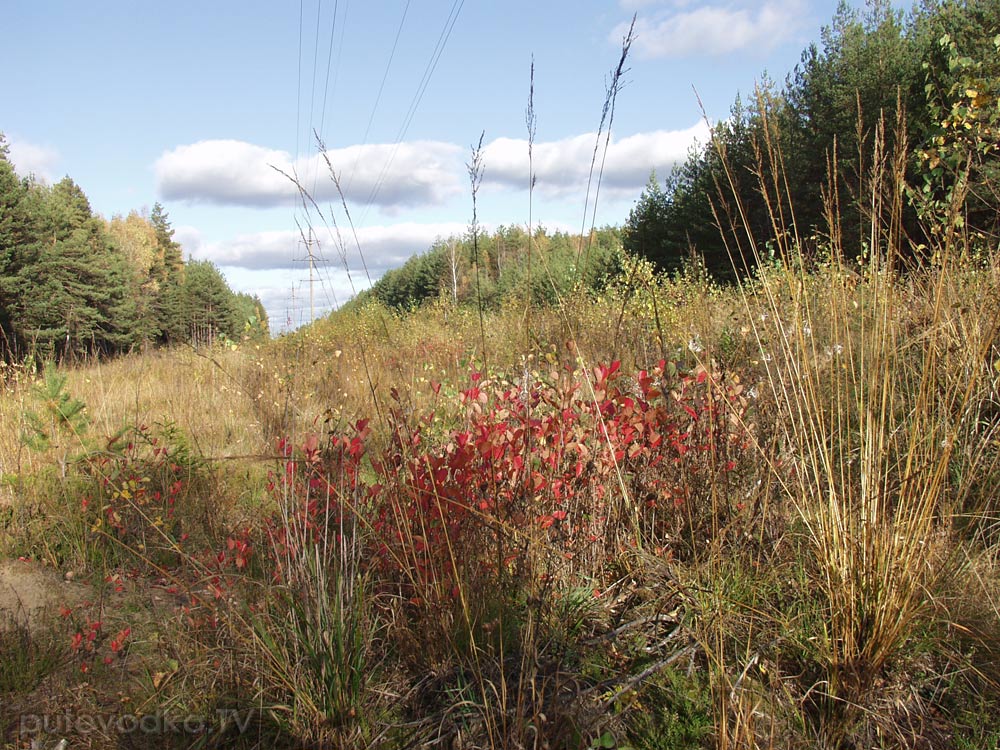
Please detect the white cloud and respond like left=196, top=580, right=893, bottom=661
left=155, top=139, right=463, bottom=210
left=179, top=221, right=473, bottom=274
left=613, top=0, right=805, bottom=58
left=179, top=216, right=587, bottom=330
left=234, top=275, right=346, bottom=331
left=182, top=222, right=487, bottom=330
left=618, top=0, right=665, bottom=9
left=173, top=225, right=204, bottom=259
left=209, top=269, right=351, bottom=332
left=481, top=122, right=709, bottom=198
left=157, top=124, right=708, bottom=213
left=6, top=138, right=60, bottom=181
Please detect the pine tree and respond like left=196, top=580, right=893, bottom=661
left=105, top=212, right=163, bottom=346
left=623, top=172, right=675, bottom=273
left=180, top=260, right=239, bottom=346
left=0, top=134, right=30, bottom=355
left=149, top=203, right=187, bottom=345
left=232, top=292, right=270, bottom=340
left=149, top=202, right=184, bottom=280
left=12, top=178, right=139, bottom=358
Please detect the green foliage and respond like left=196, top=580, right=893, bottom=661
left=21, top=361, right=89, bottom=454
left=15, top=419, right=215, bottom=570
left=232, top=291, right=270, bottom=341
left=12, top=184, right=142, bottom=358
left=78, top=420, right=214, bottom=567
left=177, top=259, right=240, bottom=346
left=624, top=95, right=766, bottom=280
left=0, top=137, right=32, bottom=337
left=357, top=225, right=623, bottom=314
left=250, top=544, right=374, bottom=733
left=0, top=140, right=266, bottom=359
left=625, top=0, right=1000, bottom=277
left=623, top=172, right=674, bottom=273
left=370, top=245, right=448, bottom=310
left=149, top=201, right=185, bottom=281
left=0, top=618, right=63, bottom=695
left=3, top=174, right=115, bottom=358
left=625, top=669, right=713, bottom=750
left=914, top=30, right=1000, bottom=244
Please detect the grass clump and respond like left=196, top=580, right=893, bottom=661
left=0, top=616, right=64, bottom=695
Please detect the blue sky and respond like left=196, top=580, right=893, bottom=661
left=3, top=0, right=859, bottom=330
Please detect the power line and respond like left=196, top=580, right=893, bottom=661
left=288, top=0, right=466, bottom=323
left=307, top=0, right=323, bottom=150
left=344, top=0, right=411, bottom=194
left=318, top=0, right=348, bottom=143
left=358, top=0, right=465, bottom=224
left=294, top=0, right=305, bottom=163
left=287, top=0, right=308, bottom=328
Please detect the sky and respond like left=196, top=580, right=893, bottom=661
left=2, top=0, right=863, bottom=331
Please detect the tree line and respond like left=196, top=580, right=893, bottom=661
left=344, top=2, right=1000, bottom=316
left=624, top=0, right=1000, bottom=278
left=0, top=136, right=267, bottom=362
left=348, top=225, right=623, bottom=313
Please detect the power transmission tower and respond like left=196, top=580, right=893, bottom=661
left=295, top=229, right=318, bottom=324
left=307, top=229, right=316, bottom=323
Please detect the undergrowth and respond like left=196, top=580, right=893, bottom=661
left=2, top=47, right=1000, bottom=750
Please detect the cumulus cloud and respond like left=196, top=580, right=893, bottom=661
left=6, top=138, right=60, bottom=181
left=179, top=222, right=493, bottom=329
left=173, top=225, right=204, bottom=259
left=249, top=283, right=300, bottom=330
left=618, top=0, right=664, bottom=10
left=180, top=221, right=473, bottom=275
left=157, top=123, right=710, bottom=211
left=155, top=139, right=463, bottom=210
left=239, top=277, right=347, bottom=331
left=207, top=270, right=351, bottom=332
left=481, top=122, right=709, bottom=198
left=613, top=0, right=805, bottom=58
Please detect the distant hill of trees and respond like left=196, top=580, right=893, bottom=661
left=624, top=0, right=1000, bottom=278
left=342, top=2, right=1000, bottom=318
left=0, top=135, right=267, bottom=362
left=344, top=225, right=624, bottom=314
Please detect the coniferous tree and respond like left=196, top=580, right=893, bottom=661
left=0, top=145, right=261, bottom=357
left=0, top=134, right=31, bottom=355
left=624, top=0, right=1000, bottom=276
left=623, top=172, right=675, bottom=273
left=13, top=178, right=139, bottom=358
left=150, top=202, right=184, bottom=277
left=232, top=292, right=269, bottom=341
left=180, top=260, right=238, bottom=346
left=148, top=203, right=188, bottom=345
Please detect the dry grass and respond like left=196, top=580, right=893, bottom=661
left=2, top=243, right=1000, bottom=748
left=4, top=95, right=1000, bottom=750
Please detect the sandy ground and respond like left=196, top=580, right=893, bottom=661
left=0, top=559, right=87, bottom=630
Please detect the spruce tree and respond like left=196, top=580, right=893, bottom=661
left=0, top=134, right=30, bottom=355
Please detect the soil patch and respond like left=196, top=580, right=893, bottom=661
left=0, top=559, right=87, bottom=631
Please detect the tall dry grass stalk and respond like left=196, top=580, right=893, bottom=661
left=704, top=93, right=1000, bottom=745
